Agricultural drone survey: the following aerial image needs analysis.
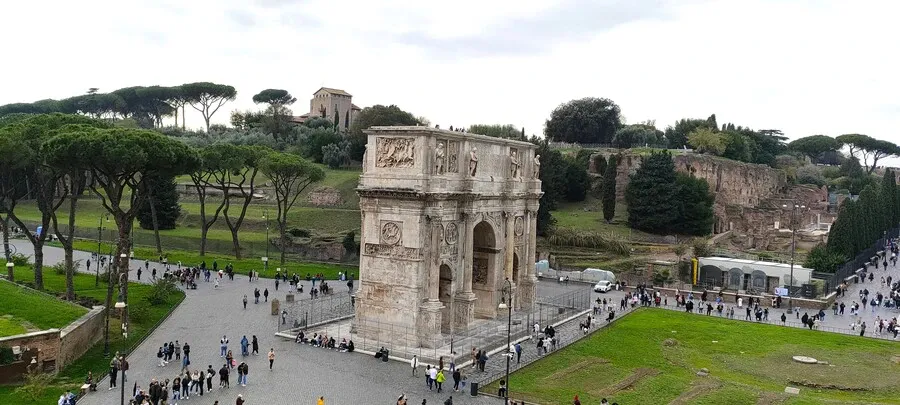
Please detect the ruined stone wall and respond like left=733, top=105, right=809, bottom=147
left=57, top=306, right=106, bottom=369
left=601, top=151, right=786, bottom=207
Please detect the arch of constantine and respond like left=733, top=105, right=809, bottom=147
left=354, top=126, right=542, bottom=349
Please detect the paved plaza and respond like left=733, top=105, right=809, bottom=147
left=10, top=240, right=900, bottom=405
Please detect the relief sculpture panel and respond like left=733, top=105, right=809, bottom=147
left=473, top=258, right=488, bottom=284
left=375, top=137, right=416, bottom=168
left=447, top=141, right=460, bottom=173
left=380, top=221, right=402, bottom=245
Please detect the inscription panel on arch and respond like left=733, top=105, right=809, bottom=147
left=363, top=243, right=424, bottom=261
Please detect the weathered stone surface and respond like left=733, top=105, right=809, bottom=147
left=784, top=386, right=801, bottom=395
left=356, top=127, right=541, bottom=349
left=307, top=187, right=344, bottom=207
left=792, top=355, right=817, bottom=364
left=57, top=306, right=105, bottom=369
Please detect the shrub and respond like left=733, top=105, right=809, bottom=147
left=9, top=253, right=30, bottom=266
left=0, top=346, right=14, bottom=365
left=288, top=228, right=311, bottom=238
left=15, top=370, right=54, bottom=401
left=128, top=304, right=150, bottom=323
left=145, top=278, right=178, bottom=306
left=691, top=238, right=712, bottom=258
left=795, top=165, right=826, bottom=186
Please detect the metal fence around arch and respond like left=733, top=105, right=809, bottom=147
left=277, top=290, right=355, bottom=333
left=822, top=227, right=899, bottom=295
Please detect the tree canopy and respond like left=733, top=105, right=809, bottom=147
left=259, top=152, right=325, bottom=265
left=181, top=82, right=237, bottom=133
left=788, top=135, right=842, bottom=161
left=835, top=134, right=900, bottom=174
left=545, top=97, right=622, bottom=144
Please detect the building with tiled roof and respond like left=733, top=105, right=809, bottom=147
left=290, top=87, right=360, bottom=129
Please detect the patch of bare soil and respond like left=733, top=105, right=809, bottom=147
left=667, top=379, right=722, bottom=405
left=543, top=358, right=610, bottom=381
left=594, top=367, right=660, bottom=396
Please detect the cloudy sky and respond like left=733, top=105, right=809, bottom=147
left=3, top=0, right=899, bottom=149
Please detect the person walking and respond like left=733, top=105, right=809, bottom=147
left=254, top=288, right=260, bottom=304
left=220, top=335, right=229, bottom=358
left=251, top=335, right=259, bottom=355
left=264, top=288, right=269, bottom=302
left=183, top=341, right=191, bottom=368
left=411, top=355, right=419, bottom=376
left=206, top=365, right=215, bottom=392
left=242, top=295, right=248, bottom=309
left=108, top=356, right=119, bottom=390
left=452, top=368, right=461, bottom=391
left=175, top=340, right=182, bottom=361
left=241, top=336, right=249, bottom=357
left=515, top=342, right=522, bottom=364
left=429, top=365, right=438, bottom=390
left=435, top=369, right=446, bottom=393
left=268, top=348, right=275, bottom=370
left=236, top=394, right=245, bottom=405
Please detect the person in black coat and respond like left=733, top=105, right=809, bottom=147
left=252, top=335, right=259, bottom=355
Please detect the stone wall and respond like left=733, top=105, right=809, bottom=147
left=57, top=306, right=106, bottom=369
left=0, top=305, right=105, bottom=383
left=602, top=151, right=786, bottom=207
left=0, top=330, right=60, bottom=383
left=307, top=187, right=344, bottom=207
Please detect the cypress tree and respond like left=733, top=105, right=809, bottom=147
left=883, top=169, right=898, bottom=226
left=675, top=173, right=715, bottom=235
left=625, top=151, right=679, bottom=233
left=827, top=199, right=854, bottom=258
left=601, top=155, right=618, bottom=223
left=137, top=173, right=182, bottom=231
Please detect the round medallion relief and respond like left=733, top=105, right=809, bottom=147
left=381, top=222, right=402, bottom=245
left=514, top=216, right=525, bottom=236
left=445, top=222, right=459, bottom=245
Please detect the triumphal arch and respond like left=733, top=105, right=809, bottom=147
left=354, top=126, right=542, bottom=348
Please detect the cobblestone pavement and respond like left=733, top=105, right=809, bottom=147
left=11, top=240, right=900, bottom=405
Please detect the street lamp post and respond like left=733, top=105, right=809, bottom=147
left=263, top=209, right=269, bottom=275
left=497, top=278, right=513, bottom=401
left=783, top=203, right=806, bottom=313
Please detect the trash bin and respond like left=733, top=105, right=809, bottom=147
left=286, top=294, right=295, bottom=303
left=470, top=382, right=479, bottom=396
left=381, top=349, right=389, bottom=362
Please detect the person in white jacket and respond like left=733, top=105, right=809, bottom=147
left=410, top=355, right=419, bottom=376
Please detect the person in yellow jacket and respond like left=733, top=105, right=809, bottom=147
left=317, top=396, right=325, bottom=405
left=435, top=369, right=446, bottom=393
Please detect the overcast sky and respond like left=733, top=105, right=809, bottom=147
left=3, top=0, right=899, bottom=156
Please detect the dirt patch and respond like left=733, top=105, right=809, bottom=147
left=756, top=392, right=787, bottom=405
left=543, top=358, right=610, bottom=381
left=668, top=380, right=722, bottom=405
left=596, top=368, right=660, bottom=396
left=788, top=380, right=869, bottom=392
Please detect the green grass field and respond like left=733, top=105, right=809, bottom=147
left=552, top=198, right=652, bottom=240
left=491, top=309, right=900, bottom=404
left=0, top=261, right=184, bottom=404
left=57, top=240, right=356, bottom=280
left=0, top=280, right=87, bottom=337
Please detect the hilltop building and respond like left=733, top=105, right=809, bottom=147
left=291, top=87, right=361, bottom=129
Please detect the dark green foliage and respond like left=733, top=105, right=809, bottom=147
left=0, top=346, right=14, bottom=365
left=674, top=174, right=715, bottom=236
left=625, top=151, right=679, bottom=233
left=721, top=131, right=752, bottom=162
left=545, top=97, right=622, bottom=144
left=348, top=105, right=421, bottom=160
left=882, top=169, right=897, bottom=228
left=322, top=141, right=350, bottom=169
left=601, top=155, right=617, bottom=222
left=136, top=173, right=181, bottom=230
left=342, top=231, right=358, bottom=256
left=574, top=149, right=594, bottom=169
left=592, top=154, right=607, bottom=174
left=536, top=201, right=556, bottom=237
left=664, top=117, right=714, bottom=149
left=302, top=127, right=342, bottom=163
left=288, top=228, right=311, bottom=238
left=827, top=169, right=900, bottom=261
left=788, top=135, right=842, bottom=161
left=804, top=244, right=846, bottom=273
left=613, top=124, right=665, bottom=148
left=145, top=278, right=178, bottom=305
left=564, top=162, right=590, bottom=202
left=468, top=124, right=522, bottom=139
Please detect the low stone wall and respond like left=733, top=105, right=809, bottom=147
left=0, top=330, right=60, bottom=383
left=58, top=306, right=106, bottom=369
left=0, top=305, right=105, bottom=383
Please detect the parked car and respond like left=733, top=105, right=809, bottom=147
left=593, top=280, right=612, bottom=293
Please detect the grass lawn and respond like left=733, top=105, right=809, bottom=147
left=53, top=240, right=356, bottom=280
left=490, top=308, right=900, bottom=404
left=0, top=280, right=87, bottom=336
left=0, top=262, right=184, bottom=404
left=552, top=198, right=649, bottom=240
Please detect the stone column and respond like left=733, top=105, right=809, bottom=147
left=518, top=209, right=538, bottom=308
left=419, top=217, right=443, bottom=348
left=503, top=211, right=517, bottom=309
left=455, top=211, right=476, bottom=330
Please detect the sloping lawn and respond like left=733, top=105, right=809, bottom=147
left=493, top=308, right=900, bottom=404
left=0, top=280, right=87, bottom=336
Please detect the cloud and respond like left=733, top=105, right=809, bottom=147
left=394, top=0, right=672, bottom=57
left=226, top=9, right=258, bottom=28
